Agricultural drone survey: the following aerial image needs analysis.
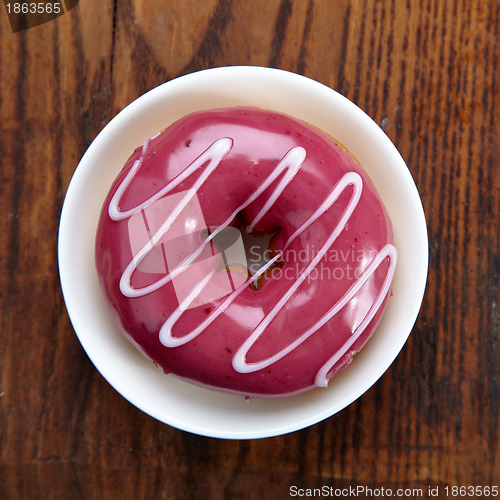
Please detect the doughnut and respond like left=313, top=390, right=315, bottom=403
left=95, top=106, right=397, bottom=398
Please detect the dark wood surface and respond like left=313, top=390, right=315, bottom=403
left=1, top=1, right=498, bottom=498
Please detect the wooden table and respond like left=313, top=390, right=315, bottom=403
left=1, top=1, right=498, bottom=498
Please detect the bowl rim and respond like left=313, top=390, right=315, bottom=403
left=58, top=66, right=428, bottom=439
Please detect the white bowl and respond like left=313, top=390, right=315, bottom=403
left=58, top=66, right=428, bottom=439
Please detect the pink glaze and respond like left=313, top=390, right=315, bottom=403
left=95, top=107, right=396, bottom=398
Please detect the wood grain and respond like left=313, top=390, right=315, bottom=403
left=0, top=0, right=498, bottom=498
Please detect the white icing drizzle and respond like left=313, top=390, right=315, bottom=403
left=112, top=140, right=306, bottom=299
left=313, top=243, right=396, bottom=387
left=109, top=135, right=397, bottom=388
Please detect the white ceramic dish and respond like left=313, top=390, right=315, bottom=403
left=58, top=66, right=428, bottom=439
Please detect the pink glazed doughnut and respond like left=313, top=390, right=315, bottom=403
left=95, top=107, right=397, bottom=398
